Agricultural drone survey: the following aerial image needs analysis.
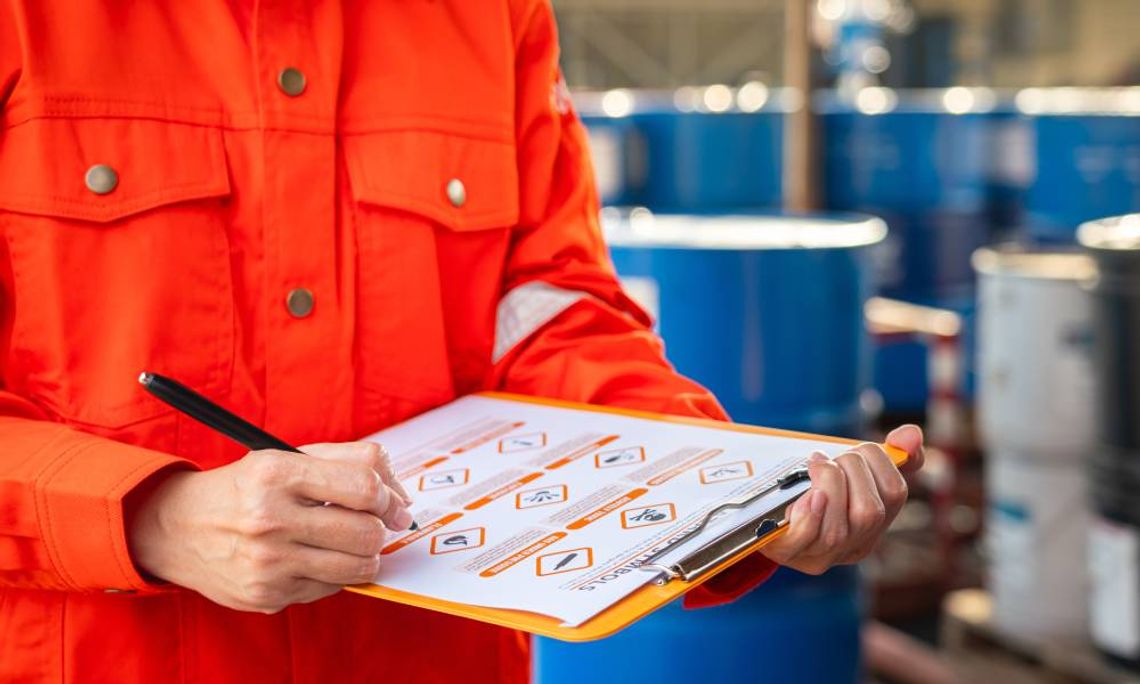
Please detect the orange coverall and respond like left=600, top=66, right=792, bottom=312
left=0, top=1, right=775, bottom=681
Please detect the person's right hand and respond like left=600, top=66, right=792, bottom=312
left=127, top=442, right=414, bottom=614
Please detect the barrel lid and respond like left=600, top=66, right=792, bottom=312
left=1015, top=87, right=1140, bottom=116
left=814, top=87, right=1009, bottom=116
left=1078, top=214, right=1140, bottom=252
left=601, top=208, right=888, bottom=250
left=573, top=84, right=803, bottom=117
left=972, top=245, right=1096, bottom=281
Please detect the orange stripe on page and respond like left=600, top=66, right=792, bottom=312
left=646, top=449, right=724, bottom=486
left=380, top=512, right=462, bottom=555
left=545, top=435, right=620, bottom=470
left=397, top=456, right=449, bottom=481
left=451, top=421, right=526, bottom=454
left=566, top=488, right=649, bottom=530
left=477, top=391, right=886, bottom=454
left=479, top=532, right=567, bottom=578
left=463, top=472, right=545, bottom=511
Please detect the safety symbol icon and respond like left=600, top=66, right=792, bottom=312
left=536, top=547, right=594, bottom=576
left=620, top=503, right=677, bottom=529
left=594, top=446, right=646, bottom=469
left=418, top=467, right=471, bottom=492
left=498, top=432, right=547, bottom=453
left=516, top=484, right=569, bottom=509
left=699, top=461, right=754, bottom=484
left=429, top=527, right=486, bottom=555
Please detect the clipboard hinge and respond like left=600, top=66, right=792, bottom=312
left=639, top=466, right=811, bottom=584
left=666, top=499, right=796, bottom=582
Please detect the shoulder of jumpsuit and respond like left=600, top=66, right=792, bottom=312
left=0, top=2, right=528, bottom=136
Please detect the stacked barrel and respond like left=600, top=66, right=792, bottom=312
left=820, top=87, right=1015, bottom=412
left=973, top=89, right=1140, bottom=654
left=974, top=248, right=1097, bottom=641
left=1079, top=215, right=1140, bottom=666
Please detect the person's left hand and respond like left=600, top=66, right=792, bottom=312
left=759, top=425, right=925, bottom=575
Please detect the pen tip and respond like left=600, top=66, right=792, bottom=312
left=408, top=521, right=419, bottom=531
left=138, top=372, right=152, bottom=386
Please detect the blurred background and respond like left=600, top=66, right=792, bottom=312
left=531, top=1, right=1140, bottom=683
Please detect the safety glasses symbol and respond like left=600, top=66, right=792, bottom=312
left=430, top=527, right=486, bottom=555
left=419, top=468, right=471, bottom=491
left=699, top=461, right=754, bottom=484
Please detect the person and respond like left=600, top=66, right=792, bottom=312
left=0, top=1, right=925, bottom=681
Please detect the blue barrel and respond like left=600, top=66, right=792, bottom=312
left=633, top=105, right=784, bottom=212
left=829, top=18, right=887, bottom=91
left=871, top=292, right=978, bottom=414
left=987, top=106, right=1034, bottom=232
left=1022, top=89, right=1140, bottom=243
left=605, top=210, right=885, bottom=436
left=577, top=87, right=789, bottom=213
left=576, top=91, right=648, bottom=208
left=532, top=212, right=885, bottom=684
left=820, top=88, right=1000, bottom=301
left=533, top=565, right=865, bottom=684
left=820, top=89, right=1001, bottom=412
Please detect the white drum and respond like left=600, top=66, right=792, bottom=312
left=975, top=248, right=1097, bottom=456
left=985, top=449, right=1091, bottom=640
left=1089, top=514, right=1140, bottom=660
left=975, top=247, right=1098, bottom=641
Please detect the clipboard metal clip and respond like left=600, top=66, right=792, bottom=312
left=640, top=465, right=811, bottom=585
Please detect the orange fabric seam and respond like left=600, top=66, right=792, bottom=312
left=0, top=182, right=228, bottom=209
left=100, top=451, right=180, bottom=589
left=352, top=191, right=516, bottom=227
left=4, top=109, right=516, bottom=141
left=32, top=439, right=91, bottom=590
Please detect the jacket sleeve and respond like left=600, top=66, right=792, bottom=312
left=0, top=80, right=191, bottom=594
left=492, top=0, right=775, bottom=607
left=0, top=407, right=190, bottom=592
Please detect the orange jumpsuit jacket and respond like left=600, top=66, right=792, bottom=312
left=0, top=1, right=776, bottom=681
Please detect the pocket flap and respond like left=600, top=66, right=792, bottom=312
left=0, top=118, right=230, bottom=223
left=343, top=129, right=519, bottom=230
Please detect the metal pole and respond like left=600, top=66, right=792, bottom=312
left=782, top=0, right=818, bottom=211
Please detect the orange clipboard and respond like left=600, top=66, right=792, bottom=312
left=346, top=392, right=909, bottom=642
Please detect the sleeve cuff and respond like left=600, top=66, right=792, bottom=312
left=682, top=553, right=779, bottom=610
left=33, top=434, right=194, bottom=592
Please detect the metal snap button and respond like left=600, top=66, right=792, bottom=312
left=277, top=67, right=307, bottom=97
left=286, top=288, right=315, bottom=318
left=446, top=178, right=466, bottom=208
left=85, top=164, right=119, bottom=195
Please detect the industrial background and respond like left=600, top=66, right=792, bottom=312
left=531, top=1, right=1140, bottom=682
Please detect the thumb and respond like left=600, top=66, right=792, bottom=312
left=885, top=424, right=925, bottom=472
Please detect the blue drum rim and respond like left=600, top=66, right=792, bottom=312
left=602, top=208, right=888, bottom=251
left=1079, top=214, right=1140, bottom=252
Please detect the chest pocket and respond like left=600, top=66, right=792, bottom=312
left=342, top=128, right=518, bottom=422
left=0, top=117, right=235, bottom=435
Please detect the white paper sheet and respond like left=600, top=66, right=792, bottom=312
left=362, top=395, right=850, bottom=627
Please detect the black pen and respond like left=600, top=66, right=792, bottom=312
left=138, top=372, right=418, bottom=531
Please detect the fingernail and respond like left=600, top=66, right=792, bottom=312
left=887, top=424, right=920, bottom=441
left=392, top=507, right=414, bottom=531
left=809, top=451, right=829, bottom=463
left=380, top=450, right=415, bottom=506
left=810, top=490, right=827, bottom=514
